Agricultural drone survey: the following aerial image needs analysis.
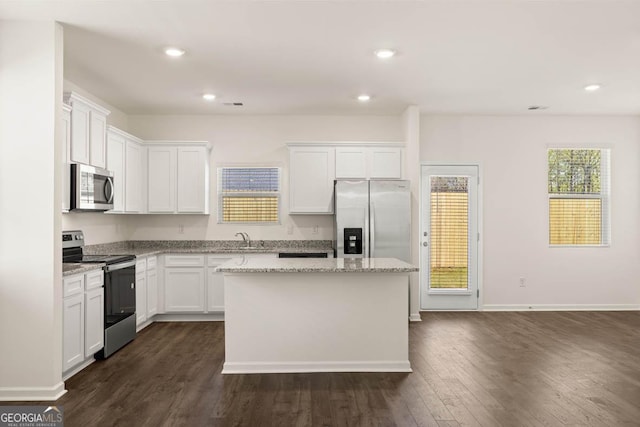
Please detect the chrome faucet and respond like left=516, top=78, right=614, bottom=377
left=235, top=232, right=251, bottom=248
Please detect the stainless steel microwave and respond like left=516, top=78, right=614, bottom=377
left=70, top=164, right=114, bottom=211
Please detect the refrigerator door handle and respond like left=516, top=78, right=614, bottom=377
left=370, top=202, right=375, bottom=258
left=364, top=208, right=369, bottom=258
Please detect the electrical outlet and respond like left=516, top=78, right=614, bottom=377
left=286, top=224, right=294, bottom=235
left=312, top=225, right=319, bottom=234
left=178, top=224, right=184, bottom=234
left=519, top=277, right=526, bottom=287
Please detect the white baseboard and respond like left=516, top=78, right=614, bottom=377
left=0, top=382, right=66, bottom=402
left=153, top=313, right=224, bottom=322
left=222, top=360, right=412, bottom=374
left=482, top=304, right=640, bottom=311
left=63, top=357, right=96, bottom=381
left=409, top=313, right=422, bottom=322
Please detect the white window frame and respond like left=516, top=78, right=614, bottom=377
left=217, top=167, right=282, bottom=225
left=547, top=147, right=610, bottom=247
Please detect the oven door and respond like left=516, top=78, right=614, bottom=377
left=104, top=261, right=136, bottom=327
left=71, top=163, right=114, bottom=211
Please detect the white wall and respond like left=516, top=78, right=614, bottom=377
left=0, top=21, right=65, bottom=400
left=421, top=115, right=640, bottom=308
left=127, top=114, right=403, bottom=240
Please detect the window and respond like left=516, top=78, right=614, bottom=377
left=548, top=148, right=610, bottom=245
left=217, top=167, right=281, bottom=223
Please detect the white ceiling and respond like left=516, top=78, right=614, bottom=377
left=2, top=0, right=640, bottom=115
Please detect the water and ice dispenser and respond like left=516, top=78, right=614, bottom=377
left=343, top=228, right=363, bottom=255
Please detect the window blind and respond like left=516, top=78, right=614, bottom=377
left=548, top=149, right=610, bottom=245
left=429, top=176, right=469, bottom=289
left=218, top=167, right=280, bottom=223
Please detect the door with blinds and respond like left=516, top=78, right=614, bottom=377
left=421, top=165, right=479, bottom=310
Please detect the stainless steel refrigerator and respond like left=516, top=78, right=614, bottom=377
left=334, top=180, right=411, bottom=262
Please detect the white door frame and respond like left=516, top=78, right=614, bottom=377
left=420, top=162, right=483, bottom=310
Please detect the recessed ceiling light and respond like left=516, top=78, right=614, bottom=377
left=202, top=93, right=216, bottom=101
left=357, top=94, right=371, bottom=102
left=374, top=49, right=396, bottom=59
left=165, top=47, right=185, bottom=57
left=584, top=84, right=601, bottom=92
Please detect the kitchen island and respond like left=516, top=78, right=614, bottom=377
left=216, top=257, right=418, bottom=374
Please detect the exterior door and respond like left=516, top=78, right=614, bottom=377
left=421, top=165, right=479, bottom=310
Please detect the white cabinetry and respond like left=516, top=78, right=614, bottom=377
left=63, top=293, right=84, bottom=372
left=288, top=145, right=335, bottom=214
left=147, top=143, right=210, bottom=214
left=64, top=92, right=110, bottom=168
left=207, top=256, right=233, bottom=312
left=63, top=268, right=104, bottom=374
left=136, top=258, right=147, bottom=325
left=164, top=255, right=206, bottom=312
left=134, top=256, right=158, bottom=330
left=335, top=144, right=403, bottom=179
left=107, top=126, right=145, bottom=214
left=146, top=257, right=158, bottom=317
left=84, top=270, right=104, bottom=357
left=62, top=104, right=72, bottom=212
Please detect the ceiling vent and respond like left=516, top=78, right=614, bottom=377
left=223, top=102, right=244, bottom=106
left=527, top=105, right=549, bottom=110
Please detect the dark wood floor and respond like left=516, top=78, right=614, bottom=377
left=24, top=312, right=640, bottom=426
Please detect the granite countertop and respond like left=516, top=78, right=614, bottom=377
left=83, top=240, right=334, bottom=258
left=63, top=263, right=105, bottom=277
left=215, top=257, right=419, bottom=273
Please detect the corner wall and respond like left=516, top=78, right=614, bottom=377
left=421, top=115, right=640, bottom=309
left=0, top=20, right=65, bottom=400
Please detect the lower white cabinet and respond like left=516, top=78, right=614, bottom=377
left=147, top=258, right=158, bottom=317
left=207, top=256, right=233, bottom=312
left=63, top=293, right=84, bottom=372
left=136, top=258, right=147, bottom=325
left=63, top=268, right=104, bottom=374
left=165, top=267, right=206, bottom=312
left=84, top=287, right=104, bottom=357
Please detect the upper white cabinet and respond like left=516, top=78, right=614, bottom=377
left=107, top=126, right=145, bottom=214
left=288, top=142, right=405, bottom=214
left=288, top=145, right=336, bottom=214
left=147, top=143, right=210, bottom=214
left=335, top=144, right=404, bottom=179
left=64, top=92, right=110, bottom=168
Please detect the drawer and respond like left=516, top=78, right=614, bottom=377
left=63, top=274, right=84, bottom=297
left=207, top=255, right=235, bottom=267
left=85, top=269, right=104, bottom=290
left=136, top=258, right=147, bottom=272
left=164, top=254, right=205, bottom=268
left=146, top=256, right=157, bottom=270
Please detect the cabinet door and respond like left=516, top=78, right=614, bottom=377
left=177, top=146, right=208, bottom=213
left=369, top=147, right=402, bottom=179
left=164, top=268, right=205, bottom=312
left=289, top=147, right=335, bottom=214
left=136, top=271, right=147, bottom=325
left=84, top=287, right=104, bottom=357
left=107, top=132, right=125, bottom=213
left=207, top=268, right=226, bottom=312
left=63, top=294, right=85, bottom=372
left=125, top=140, right=142, bottom=213
left=335, top=147, right=367, bottom=179
left=62, top=107, right=71, bottom=211
left=135, top=258, right=147, bottom=325
left=148, top=146, right=177, bottom=213
left=70, top=101, right=91, bottom=165
left=89, top=111, right=107, bottom=168
left=146, top=265, right=158, bottom=317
